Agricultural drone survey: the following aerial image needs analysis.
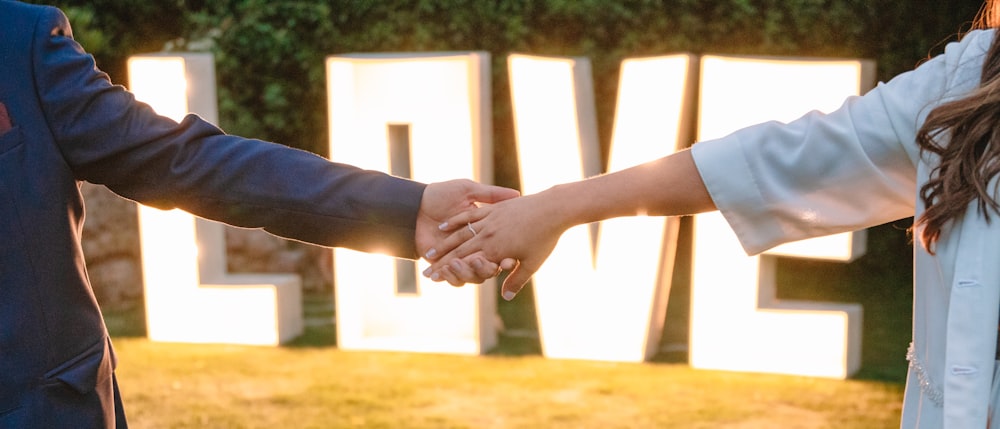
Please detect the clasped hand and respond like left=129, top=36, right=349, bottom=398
left=422, top=191, right=568, bottom=301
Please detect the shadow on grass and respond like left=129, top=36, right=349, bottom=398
left=286, top=324, right=337, bottom=347
left=103, top=304, right=147, bottom=338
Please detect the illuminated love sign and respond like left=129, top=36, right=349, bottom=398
left=129, top=54, right=303, bottom=345
left=326, top=52, right=499, bottom=354
left=689, top=55, right=874, bottom=378
left=508, top=54, right=695, bottom=362
left=126, top=50, right=875, bottom=377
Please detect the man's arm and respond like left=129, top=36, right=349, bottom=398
left=31, top=7, right=422, bottom=255
left=33, top=5, right=519, bottom=280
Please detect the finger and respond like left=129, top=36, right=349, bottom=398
left=424, top=220, right=482, bottom=262
left=468, top=183, right=520, bottom=204
left=467, top=253, right=501, bottom=280
left=501, top=273, right=529, bottom=301
left=501, top=259, right=540, bottom=301
left=435, top=265, right=466, bottom=287
left=436, top=207, right=490, bottom=233
left=445, top=257, right=479, bottom=285
left=423, top=237, right=481, bottom=279
left=499, top=258, right=518, bottom=271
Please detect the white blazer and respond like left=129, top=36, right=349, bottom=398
left=691, top=29, right=1000, bottom=428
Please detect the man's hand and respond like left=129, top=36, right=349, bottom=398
left=416, top=179, right=519, bottom=285
left=421, top=192, right=564, bottom=299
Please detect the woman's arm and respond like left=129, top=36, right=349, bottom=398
left=423, top=149, right=714, bottom=297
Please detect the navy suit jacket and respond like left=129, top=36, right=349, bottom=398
left=0, top=1, right=425, bottom=426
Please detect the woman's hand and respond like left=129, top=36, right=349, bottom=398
left=416, top=179, right=520, bottom=284
left=422, top=192, right=569, bottom=299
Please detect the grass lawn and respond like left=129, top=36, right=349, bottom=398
left=106, top=223, right=914, bottom=428
left=112, top=329, right=903, bottom=429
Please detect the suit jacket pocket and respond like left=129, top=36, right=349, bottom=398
left=0, top=126, right=23, bottom=156
left=42, top=338, right=113, bottom=395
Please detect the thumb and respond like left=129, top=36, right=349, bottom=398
left=470, top=184, right=520, bottom=204
left=500, top=260, right=538, bottom=301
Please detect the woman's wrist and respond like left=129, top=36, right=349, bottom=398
left=543, top=181, right=608, bottom=230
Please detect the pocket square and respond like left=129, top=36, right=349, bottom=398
left=0, top=102, right=11, bottom=135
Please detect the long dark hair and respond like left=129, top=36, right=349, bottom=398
left=915, top=0, right=1000, bottom=252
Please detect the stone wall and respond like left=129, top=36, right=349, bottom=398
left=81, top=183, right=333, bottom=311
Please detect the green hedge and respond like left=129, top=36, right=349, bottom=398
left=30, top=2, right=984, bottom=235
left=27, top=0, right=987, bottom=182
left=25, top=1, right=986, bottom=337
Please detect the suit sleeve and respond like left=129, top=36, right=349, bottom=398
left=29, top=6, right=425, bottom=258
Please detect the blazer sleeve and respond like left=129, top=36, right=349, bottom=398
left=29, top=6, right=426, bottom=258
left=690, top=29, right=994, bottom=255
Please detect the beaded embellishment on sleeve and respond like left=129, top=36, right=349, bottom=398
left=906, top=342, right=944, bottom=407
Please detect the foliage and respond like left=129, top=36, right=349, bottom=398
left=29, top=0, right=987, bottom=357
left=27, top=0, right=987, bottom=170
left=22, top=0, right=191, bottom=80
left=180, top=1, right=340, bottom=157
